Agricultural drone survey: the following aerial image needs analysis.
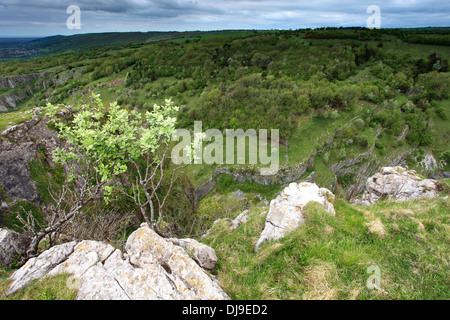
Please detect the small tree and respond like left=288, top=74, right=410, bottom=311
left=38, top=93, right=188, bottom=247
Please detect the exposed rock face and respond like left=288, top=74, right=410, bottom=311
left=6, top=225, right=229, bottom=300
left=0, top=115, right=62, bottom=204
left=7, top=241, right=78, bottom=295
left=418, top=153, right=441, bottom=171
left=0, top=228, right=30, bottom=268
left=168, top=238, right=218, bottom=270
left=255, top=182, right=335, bottom=251
left=353, top=167, right=439, bottom=206
left=231, top=190, right=245, bottom=199
left=0, top=73, right=46, bottom=91
left=201, top=210, right=252, bottom=239
left=230, top=210, right=251, bottom=231
left=0, top=73, right=48, bottom=111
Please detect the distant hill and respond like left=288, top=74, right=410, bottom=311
left=0, top=30, right=256, bottom=62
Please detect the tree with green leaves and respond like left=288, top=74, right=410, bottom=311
left=23, top=93, right=188, bottom=257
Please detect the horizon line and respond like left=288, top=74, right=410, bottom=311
left=2, top=25, right=450, bottom=39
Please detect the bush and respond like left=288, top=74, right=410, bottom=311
left=441, top=150, right=450, bottom=164
left=436, top=107, right=448, bottom=120
left=323, top=152, right=330, bottom=164
left=417, top=71, right=449, bottom=100
left=375, top=140, right=385, bottom=149
left=330, top=110, right=339, bottom=120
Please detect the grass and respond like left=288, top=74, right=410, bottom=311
left=202, top=197, right=450, bottom=300
left=0, top=110, right=32, bottom=133
left=1, top=197, right=447, bottom=300
left=0, top=270, right=77, bottom=300
left=429, top=99, right=450, bottom=164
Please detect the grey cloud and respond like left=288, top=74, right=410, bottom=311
left=0, top=0, right=448, bottom=36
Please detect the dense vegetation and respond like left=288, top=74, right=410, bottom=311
left=0, top=27, right=449, bottom=300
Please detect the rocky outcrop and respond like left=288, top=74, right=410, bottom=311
left=0, top=92, right=27, bottom=112
left=230, top=210, right=251, bottom=231
left=7, top=241, right=78, bottom=295
left=255, top=182, right=335, bottom=251
left=0, top=73, right=49, bottom=111
left=6, top=224, right=229, bottom=300
left=352, top=167, right=439, bottom=206
left=0, top=73, right=46, bottom=91
left=0, top=228, right=30, bottom=268
left=418, top=153, right=441, bottom=171
left=0, top=115, right=62, bottom=204
left=168, top=238, right=218, bottom=270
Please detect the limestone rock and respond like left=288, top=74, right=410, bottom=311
left=169, top=238, right=218, bottom=270
left=6, top=241, right=78, bottom=296
left=6, top=225, right=229, bottom=300
left=231, top=190, right=245, bottom=199
left=353, top=167, right=439, bottom=206
left=47, top=241, right=116, bottom=278
left=255, top=182, right=335, bottom=251
left=126, top=225, right=228, bottom=300
left=0, top=228, right=30, bottom=268
left=0, top=116, right=62, bottom=204
left=230, top=210, right=251, bottom=231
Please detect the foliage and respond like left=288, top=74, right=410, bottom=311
left=45, top=93, right=179, bottom=188
left=203, top=198, right=450, bottom=300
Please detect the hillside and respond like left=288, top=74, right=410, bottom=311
left=2, top=190, right=449, bottom=300
left=0, top=30, right=257, bottom=62
left=0, top=28, right=449, bottom=300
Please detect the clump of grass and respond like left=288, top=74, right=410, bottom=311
left=215, top=174, right=282, bottom=200
left=202, top=197, right=450, bottom=300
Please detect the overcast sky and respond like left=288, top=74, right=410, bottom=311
left=0, top=0, right=449, bottom=37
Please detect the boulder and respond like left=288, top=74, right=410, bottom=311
left=255, top=182, right=335, bottom=251
left=6, top=225, right=229, bottom=300
left=230, top=210, right=251, bottom=231
left=0, top=116, right=62, bottom=204
left=169, top=238, right=218, bottom=270
left=353, top=167, right=439, bottom=206
left=7, top=241, right=78, bottom=295
left=231, top=190, right=245, bottom=199
left=0, top=228, right=30, bottom=268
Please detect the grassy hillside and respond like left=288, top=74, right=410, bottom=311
left=0, top=27, right=449, bottom=230
left=0, top=28, right=449, bottom=300
left=0, top=30, right=259, bottom=62
left=1, top=197, right=448, bottom=300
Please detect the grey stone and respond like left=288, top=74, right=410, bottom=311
left=0, top=228, right=30, bottom=268
left=352, top=166, right=439, bottom=206
left=255, top=182, right=335, bottom=251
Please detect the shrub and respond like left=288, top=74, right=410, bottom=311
left=357, top=135, right=369, bottom=149
left=354, top=118, right=365, bottom=129
left=375, top=141, right=385, bottom=149
left=323, top=152, right=330, bottom=164
left=441, top=150, right=450, bottom=165
left=436, top=107, right=448, bottom=120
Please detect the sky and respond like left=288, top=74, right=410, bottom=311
left=0, top=0, right=449, bottom=37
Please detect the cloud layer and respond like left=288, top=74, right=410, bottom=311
left=0, top=0, right=449, bottom=37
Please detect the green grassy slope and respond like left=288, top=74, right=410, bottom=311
left=1, top=197, right=448, bottom=300
left=202, top=197, right=450, bottom=300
